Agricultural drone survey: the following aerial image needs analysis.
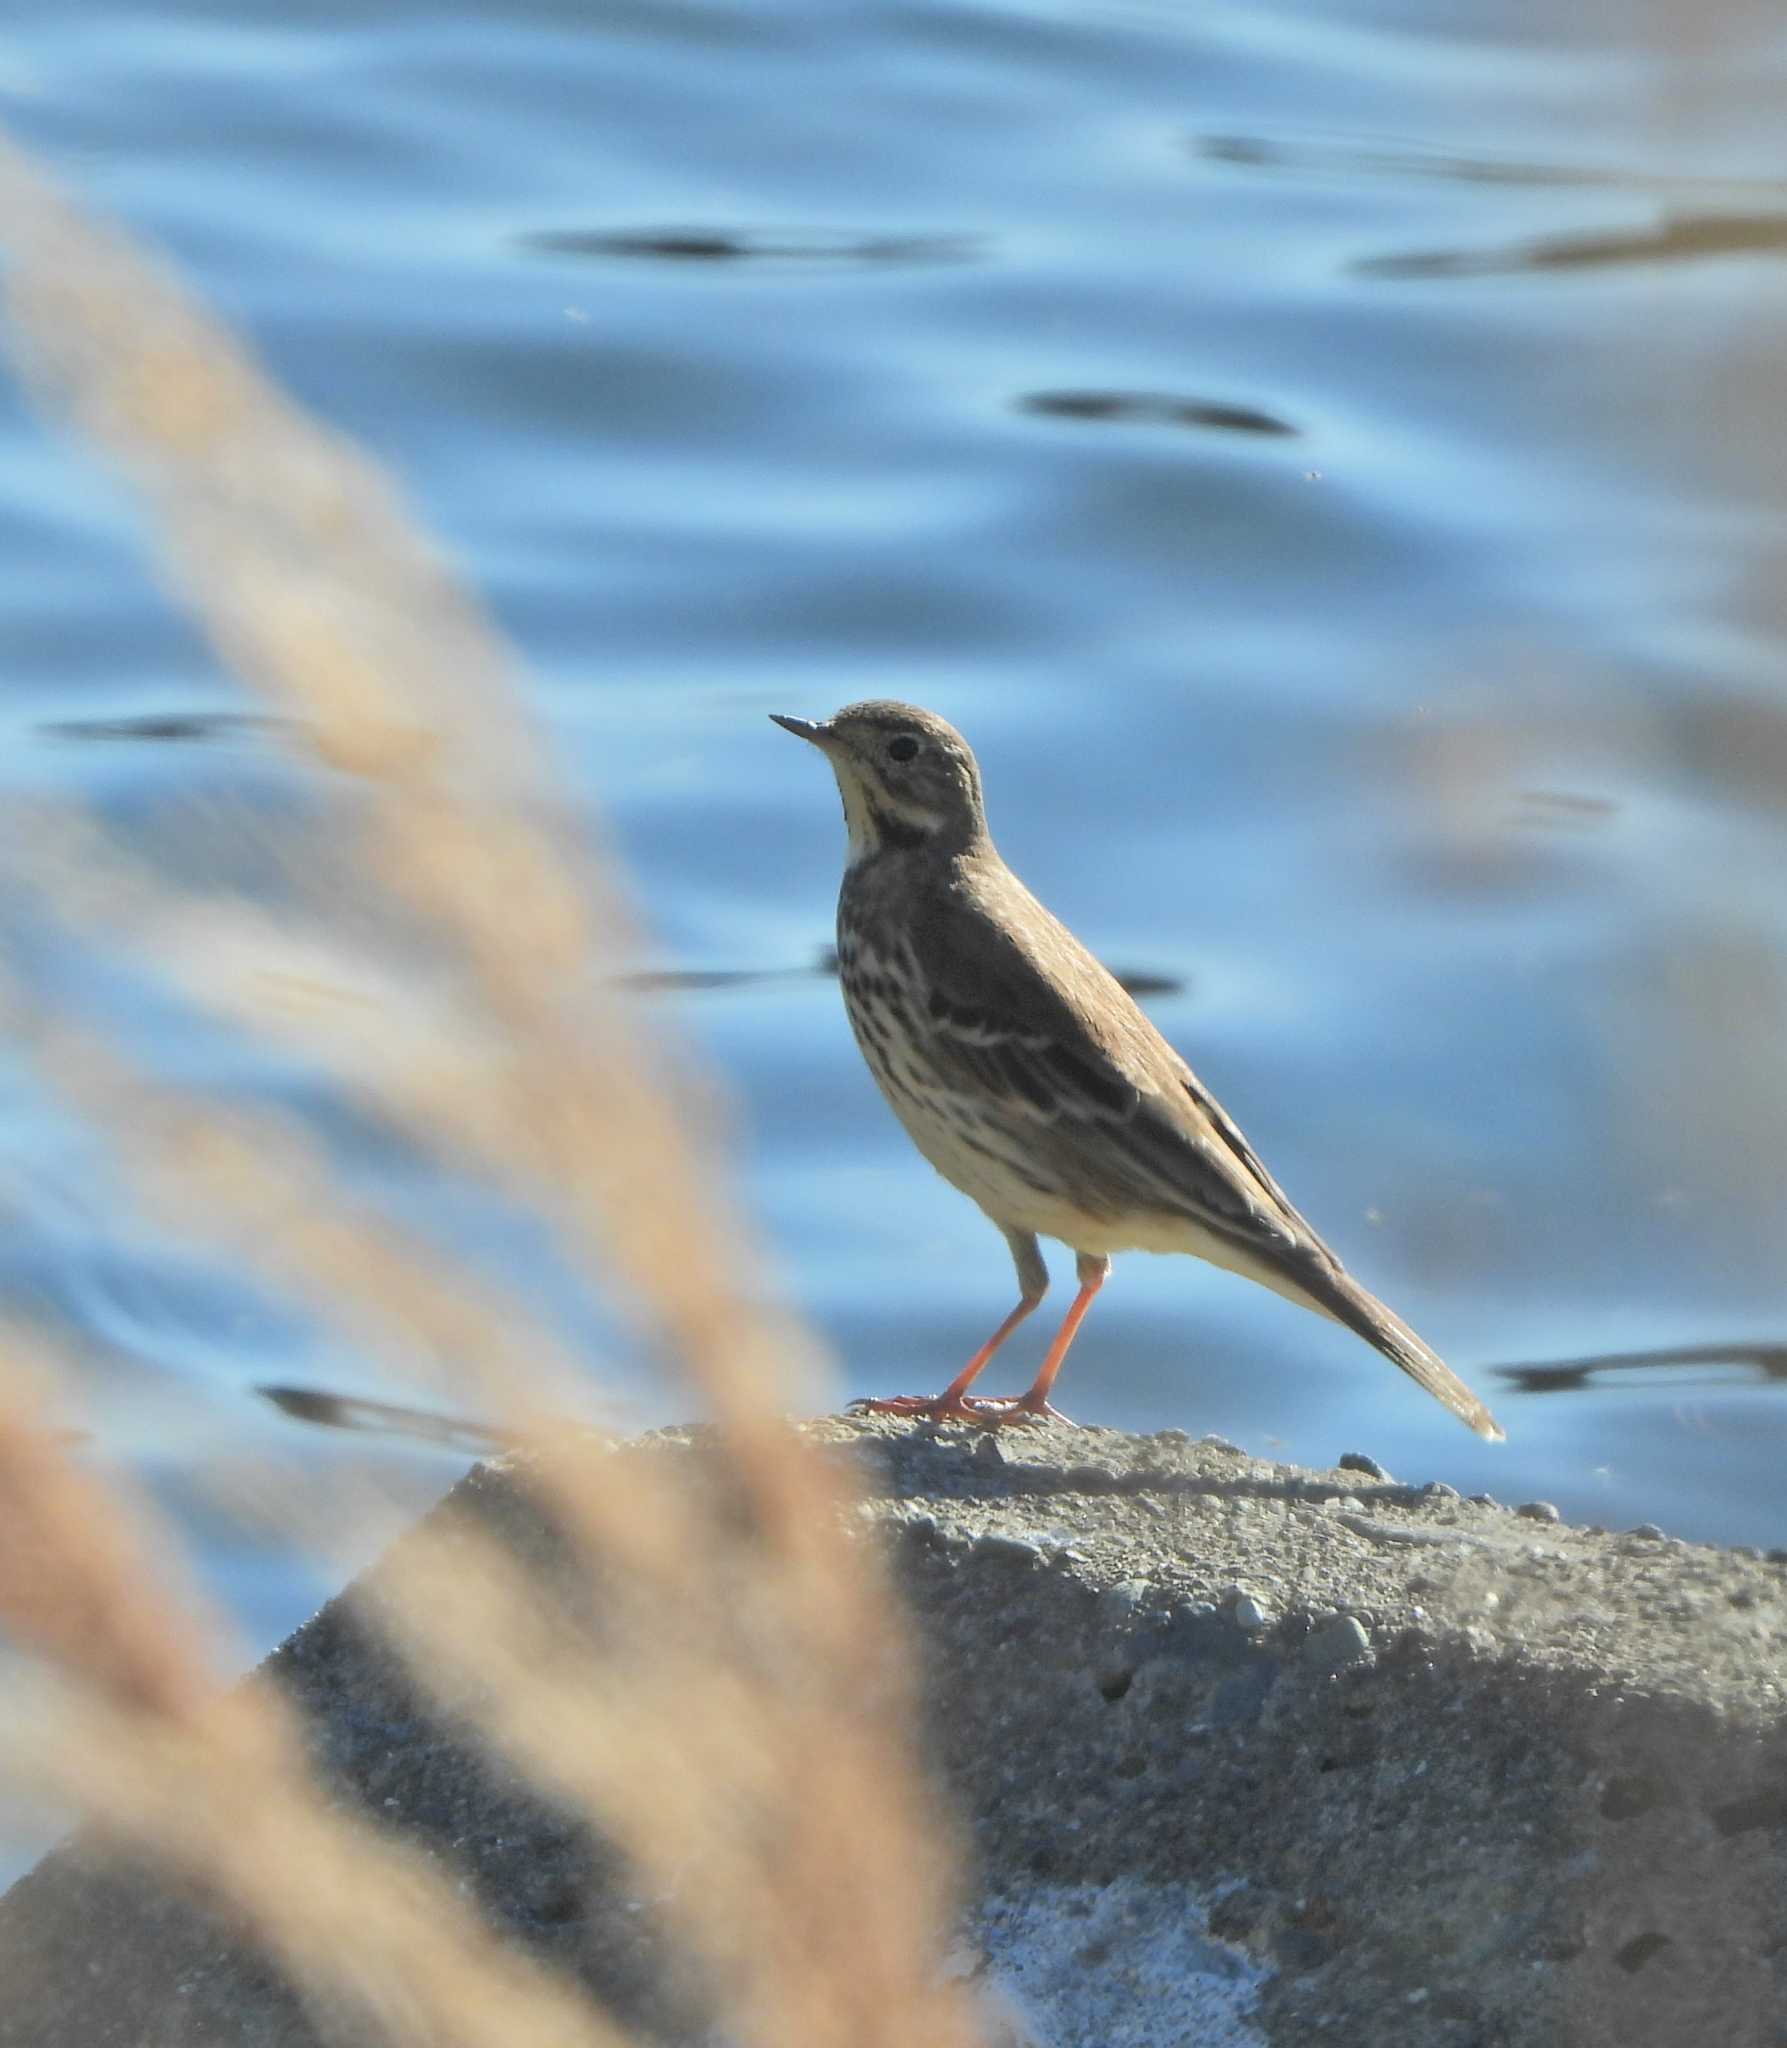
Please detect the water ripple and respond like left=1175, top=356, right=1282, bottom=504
left=1018, top=391, right=1297, bottom=437
left=1356, top=212, right=1787, bottom=280
left=518, top=224, right=983, bottom=269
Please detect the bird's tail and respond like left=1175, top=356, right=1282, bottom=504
left=1305, top=1264, right=1504, bottom=1442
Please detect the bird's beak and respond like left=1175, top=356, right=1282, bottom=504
left=770, top=713, right=833, bottom=747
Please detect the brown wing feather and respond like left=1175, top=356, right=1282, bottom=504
left=909, top=862, right=1311, bottom=1255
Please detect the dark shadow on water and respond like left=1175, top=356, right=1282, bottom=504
left=623, top=950, right=1185, bottom=999
left=1196, top=132, right=1618, bottom=188
left=615, top=964, right=818, bottom=993
left=1355, top=214, right=1787, bottom=281
left=1193, top=133, right=1787, bottom=206
left=1019, top=391, right=1297, bottom=437
left=1489, top=1342, right=1787, bottom=1397
left=1194, top=134, right=1787, bottom=279
left=813, top=946, right=1183, bottom=999
left=1108, top=968, right=1184, bottom=999
left=518, top=225, right=983, bottom=269
left=39, top=711, right=278, bottom=745
left=259, top=1382, right=521, bottom=1455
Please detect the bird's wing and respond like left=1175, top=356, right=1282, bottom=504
left=909, top=873, right=1314, bottom=1264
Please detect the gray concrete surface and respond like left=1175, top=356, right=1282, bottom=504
left=0, top=1417, right=1782, bottom=2046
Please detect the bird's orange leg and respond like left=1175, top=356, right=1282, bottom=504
left=980, top=1252, right=1110, bottom=1425
left=851, top=1293, right=1042, bottom=1425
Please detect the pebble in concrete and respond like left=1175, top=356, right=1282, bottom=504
left=1302, top=1614, right=1374, bottom=1675
left=1230, top=1593, right=1272, bottom=1633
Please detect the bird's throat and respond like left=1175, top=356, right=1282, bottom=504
left=838, top=779, right=940, bottom=864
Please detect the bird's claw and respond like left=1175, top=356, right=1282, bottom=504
left=966, top=1395, right=1077, bottom=1427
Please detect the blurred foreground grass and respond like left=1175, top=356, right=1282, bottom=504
left=0, top=131, right=984, bottom=2047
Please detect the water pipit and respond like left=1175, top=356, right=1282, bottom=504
left=772, top=701, right=1503, bottom=1440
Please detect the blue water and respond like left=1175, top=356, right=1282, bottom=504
left=2, top=1, right=1786, bottom=1869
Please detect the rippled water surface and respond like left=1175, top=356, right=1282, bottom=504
left=3, top=0, right=1787, bottom=1836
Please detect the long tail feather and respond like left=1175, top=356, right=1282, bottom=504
left=1308, top=1267, right=1504, bottom=1442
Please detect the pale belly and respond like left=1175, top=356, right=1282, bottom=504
left=836, top=931, right=1334, bottom=1322
left=848, top=1022, right=1324, bottom=1315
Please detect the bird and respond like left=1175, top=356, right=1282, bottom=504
left=770, top=701, right=1503, bottom=1441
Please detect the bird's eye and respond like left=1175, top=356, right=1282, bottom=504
left=887, top=734, right=920, bottom=763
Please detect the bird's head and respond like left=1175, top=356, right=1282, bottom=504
left=771, top=700, right=987, bottom=863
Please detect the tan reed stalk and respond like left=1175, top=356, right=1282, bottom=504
left=0, top=130, right=985, bottom=2047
